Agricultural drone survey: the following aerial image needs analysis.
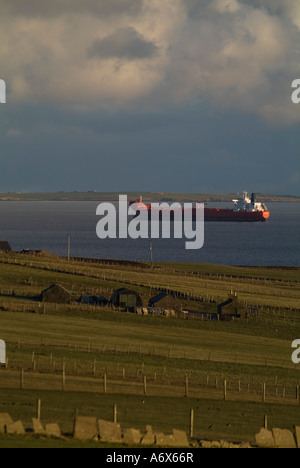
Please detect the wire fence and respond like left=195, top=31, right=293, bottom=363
left=1, top=339, right=300, bottom=406
left=4, top=337, right=299, bottom=372
left=1, top=365, right=300, bottom=407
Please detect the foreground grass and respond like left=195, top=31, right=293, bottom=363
left=0, top=255, right=299, bottom=447
left=0, top=389, right=300, bottom=446
left=0, top=307, right=300, bottom=448
left=0, top=434, right=127, bottom=448
left=1, top=309, right=299, bottom=374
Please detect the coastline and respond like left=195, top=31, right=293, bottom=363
left=0, top=192, right=299, bottom=203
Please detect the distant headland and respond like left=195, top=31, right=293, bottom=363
left=0, top=192, right=299, bottom=202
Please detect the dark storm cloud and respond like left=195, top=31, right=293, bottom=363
left=0, top=0, right=142, bottom=18
left=1, top=101, right=299, bottom=195
left=87, top=27, right=158, bottom=61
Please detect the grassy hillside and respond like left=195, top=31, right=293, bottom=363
left=0, top=253, right=299, bottom=447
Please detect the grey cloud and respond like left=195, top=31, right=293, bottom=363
left=0, top=0, right=142, bottom=18
left=87, top=27, right=158, bottom=61
left=1, top=0, right=300, bottom=125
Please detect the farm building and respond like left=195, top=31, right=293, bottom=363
left=40, top=283, right=72, bottom=304
left=217, top=293, right=244, bottom=318
left=149, top=292, right=182, bottom=315
left=110, top=288, right=143, bottom=311
left=0, top=241, right=12, bottom=253
left=80, top=295, right=108, bottom=306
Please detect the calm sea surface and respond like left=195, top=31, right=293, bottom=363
left=0, top=201, right=299, bottom=266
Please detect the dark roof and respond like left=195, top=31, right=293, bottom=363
left=40, top=283, right=71, bottom=304
left=218, top=298, right=233, bottom=308
left=149, top=292, right=167, bottom=305
left=0, top=241, right=12, bottom=252
left=98, top=296, right=108, bottom=302
left=80, top=295, right=108, bottom=305
left=41, top=283, right=70, bottom=294
left=148, top=292, right=182, bottom=314
left=110, top=288, right=140, bottom=299
left=217, top=295, right=240, bottom=316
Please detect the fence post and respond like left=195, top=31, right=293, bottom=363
left=73, top=408, right=78, bottom=436
left=62, top=363, right=66, bottom=391
left=113, top=404, right=117, bottom=424
left=104, top=372, right=107, bottom=394
left=190, top=409, right=194, bottom=439
left=185, top=374, right=189, bottom=398
left=143, top=375, right=147, bottom=396
left=20, top=368, right=24, bottom=390
left=262, top=383, right=266, bottom=402
left=223, top=379, right=227, bottom=401
left=37, top=399, right=41, bottom=421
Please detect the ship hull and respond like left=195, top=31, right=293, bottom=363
left=137, top=207, right=269, bottom=222
left=203, top=208, right=269, bottom=222
left=129, top=198, right=270, bottom=222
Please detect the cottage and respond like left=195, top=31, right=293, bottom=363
left=40, top=283, right=72, bottom=304
left=110, top=288, right=143, bottom=311
left=217, top=293, right=241, bottom=317
left=0, top=241, right=11, bottom=253
left=149, top=292, right=182, bottom=315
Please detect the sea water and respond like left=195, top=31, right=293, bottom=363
left=0, top=201, right=299, bottom=266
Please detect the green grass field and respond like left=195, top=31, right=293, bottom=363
left=0, top=253, right=299, bottom=447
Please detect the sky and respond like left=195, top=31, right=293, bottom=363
left=0, top=0, right=299, bottom=195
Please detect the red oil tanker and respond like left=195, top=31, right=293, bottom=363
left=130, top=192, right=270, bottom=222
left=202, top=192, right=270, bottom=221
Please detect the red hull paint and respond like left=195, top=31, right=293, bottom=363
left=130, top=204, right=269, bottom=222
left=129, top=200, right=270, bottom=222
left=202, top=208, right=270, bottom=222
